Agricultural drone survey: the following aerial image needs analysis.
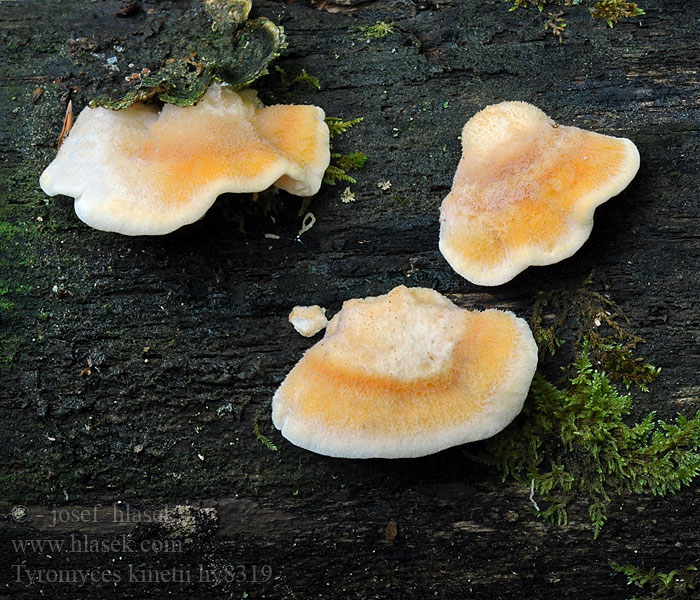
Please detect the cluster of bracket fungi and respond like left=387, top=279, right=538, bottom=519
left=40, top=0, right=640, bottom=459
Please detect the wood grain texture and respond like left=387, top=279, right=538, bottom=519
left=0, top=0, right=698, bottom=598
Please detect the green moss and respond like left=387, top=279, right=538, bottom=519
left=591, top=0, right=645, bottom=27
left=253, top=418, right=278, bottom=452
left=276, top=66, right=321, bottom=91
left=289, top=68, right=321, bottom=90
left=323, top=164, right=357, bottom=186
left=469, top=284, right=700, bottom=539
left=1, top=160, right=46, bottom=206
left=323, top=152, right=369, bottom=186
left=0, top=450, right=75, bottom=509
left=357, top=21, right=398, bottom=40
left=545, top=11, right=568, bottom=42
left=325, top=117, right=364, bottom=138
left=322, top=118, right=368, bottom=188
left=506, top=0, right=645, bottom=35
left=610, top=561, right=699, bottom=600
left=530, top=278, right=660, bottom=389
left=0, top=220, right=37, bottom=308
left=508, top=0, right=548, bottom=11
left=337, top=151, right=369, bottom=172
left=0, top=284, right=34, bottom=311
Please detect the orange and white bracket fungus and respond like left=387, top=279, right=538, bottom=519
left=272, top=285, right=537, bottom=459
left=439, top=101, right=640, bottom=286
left=40, top=84, right=330, bottom=235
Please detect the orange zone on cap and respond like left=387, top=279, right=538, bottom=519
left=40, top=84, right=330, bottom=235
left=439, top=102, right=640, bottom=286
left=272, top=286, right=538, bottom=458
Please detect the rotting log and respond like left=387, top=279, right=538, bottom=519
left=0, top=1, right=698, bottom=598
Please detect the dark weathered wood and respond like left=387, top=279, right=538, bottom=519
left=1, top=0, right=699, bottom=598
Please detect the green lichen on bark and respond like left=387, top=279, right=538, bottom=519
left=469, top=285, right=700, bottom=539
left=91, top=1, right=286, bottom=109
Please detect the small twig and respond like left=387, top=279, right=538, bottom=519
left=57, top=100, right=73, bottom=150
left=529, top=479, right=540, bottom=512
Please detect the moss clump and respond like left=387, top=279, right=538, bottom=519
left=530, top=277, right=660, bottom=390
left=337, top=151, right=369, bottom=172
left=610, top=561, right=699, bottom=600
left=357, top=21, right=398, bottom=40
left=591, top=0, right=645, bottom=27
left=469, top=285, right=700, bottom=539
left=0, top=285, right=33, bottom=311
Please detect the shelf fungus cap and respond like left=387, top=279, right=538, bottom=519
left=39, top=83, right=330, bottom=235
left=289, top=305, right=328, bottom=337
left=272, top=285, right=537, bottom=458
left=439, top=101, right=640, bottom=286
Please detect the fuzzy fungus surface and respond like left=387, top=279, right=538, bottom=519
left=439, top=101, right=640, bottom=286
left=40, top=84, right=330, bottom=235
left=272, top=285, right=538, bottom=459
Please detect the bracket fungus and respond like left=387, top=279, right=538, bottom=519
left=272, top=285, right=537, bottom=459
left=439, top=101, right=640, bottom=286
left=40, top=84, right=330, bottom=235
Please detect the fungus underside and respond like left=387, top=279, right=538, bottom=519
left=208, top=116, right=368, bottom=228
left=468, top=281, right=700, bottom=539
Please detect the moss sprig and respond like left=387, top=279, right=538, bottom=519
left=610, top=561, right=699, bottom=600
left=275, top=66, right=321, bottom=91
left=253, top=418, right=279, bottom=452
left=322, top=118, right=368, bottom=188
left=325, top=117, right=364, bottom=138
